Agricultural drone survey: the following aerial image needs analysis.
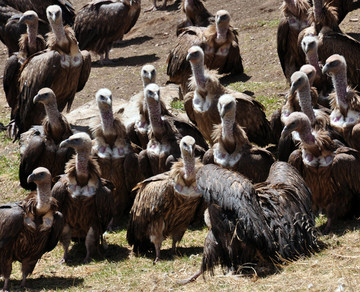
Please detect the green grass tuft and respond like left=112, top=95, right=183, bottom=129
left=171, top=100, right=185, bottom=111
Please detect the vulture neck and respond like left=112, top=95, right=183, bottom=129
left=332, top=69, right=349, bottom=113
left=147, top=100, right=164, bottom=137
left=299, top=123, right=316, bottom=145
left=313, top=0, right=323, bottom=24
left=50, top=21, right=68, bottom=48
left=306, top=50, right=322, bottom=76
left=191, top=61, right=206, bottom=89
left=99, top=106, right=115, bottom=136
left=183, top=154, right=196, bottom=181
left=75, top=149, right=90, bottom=186
left=27, top=22, right=38, bottom=51
left=216, top=22, right=228, bottom=44
left=221, top=113, right=236, bottom=153
left=285, top=0, right=297, bottom=15
left=298, top=84, right=316, bottom=126
left=45, top=101, right=63, bottom=134
left=36, top=183, right=51, bottom=214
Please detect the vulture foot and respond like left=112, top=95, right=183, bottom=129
left=153, top=256, right=160, bottom=265
left=83, top=255, right=92, bottom=264
left=177, top=270, right=202, bottom=285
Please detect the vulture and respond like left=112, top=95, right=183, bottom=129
left=127, top=135, right=203, bottom=262
left=167, top=10, right=243, bottom=94
left=322, top=54, right=360, bottom=151
left=19, top=88, right=74, bottom=190
left=91, top=88, right=141, bottom=227
left=184, top=46, right=272, bottom=146
left=138, top=83, right=182, bottom=178
left=282, top=112, right=360, bottom=232
left=52, top=132, right=114, bottom=263
left=1, top=0, right=75, bottom=26
left=74, top=0, right=141, bottom=64
left=180, top=162, right=319, bottom=283
left=9, top=5, right=91, bottom=136
left=277, top=0, right=310, bottom=81
left=203, top=94, right=275, bottom=183
left=307, top=0, right=341, bottom=33
left=176, top=0, right=214, bottom=36
left=0, top=167, right=64, bottom=290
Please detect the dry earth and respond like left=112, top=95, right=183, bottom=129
left=0, top=0, right=360, bottom=291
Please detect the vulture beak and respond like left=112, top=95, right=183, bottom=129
left=33, top=92, right=47, bottom=104
left=322, top=63, right=330, bottom=75
left=59, top=139, right=70, bottom=149
left=290, top=82, right=298, bottom=96
left=281, top=124, right=296, bottom=139
left=27, top=173, right=36, bottom=183
left=19, top=14, right=30, bottom=24
left=186, top=51, right=198, bottom=63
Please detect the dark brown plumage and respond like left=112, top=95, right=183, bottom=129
left=203, top=94, right=275, bottom=183
left=127, top=135, right=203, bottom=262
left=0, top=167, right=64, bottom=290
left=184, top=46, right=272, bottom=146
left=10, top=5, right=91, bottom=136
left=91, top=88, right=141, bottom=227
left=19, top=88, right=74, bottom=191
left=52, top=132, right=114, bottom=263
left=74, top=0, right=141, bottom=64
left=282, top=111, right=360, bottom=232
left=167, top=10, right=243, bottom=94
left=180, top=162, right=319, bottom=283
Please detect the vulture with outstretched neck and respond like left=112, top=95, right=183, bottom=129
left=19, top=88, right=74, bottom=191
left=92, top=88, right=141, bottom=227
left=282, top=112, right=360, bottom=232
left=2, top=0, right=75, bottom=26
left=203, top=94, right=275, bottom=183
left=277, top=0, right=310, bottom=81
left=180, top=162, right=319, bottom=283
left=167, top=10, right=243, bottom=95
left=127, top=136, right=203, bottom=263
left=322, top=54, right=360, bottom=151
left=0, top=167, right=64, bottom=291
left=11, top=5, right=91, bottom=136
left=74, top=0, right=141, bottom=64
left=52, top=132, right=114, bottom=263
left=176, top=0, right=214, bottom=36
left=308, top=0, right=341, bottom=33
left=184, top=46, right=272, bottom=146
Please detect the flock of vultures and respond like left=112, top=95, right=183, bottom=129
left=0, top=0, right=360, bottom=290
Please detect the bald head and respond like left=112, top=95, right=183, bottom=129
left=33, top=88, right=56, bottom=105
left=186, top=46, right=204, bottom=64
left=180, top=135, right=196, bottom=158
left=19, top=10, right=39, bottom=25
left=96, top=88, right=112, bottom=110
left=300, top=64, right=316, bottom=85
left=144, top=83, right=160, bottom=103
left=141, top=65, right=156, bottom=87
left=59, top=132, right=92, bottom=152
left=281, top=112, right=312, bottom=140
left=46, top=5, right=63, bottom=25
left=215, top=10, right=230, bottom=26
left=322, top=54, right=347, bottom=76
left=301, top=35, right=318, bottom=55
left=218, top=94, right=236, bottom=118
left=27, top=167, right=52, bottom=185
left=290, top=71, right=309, bottom=95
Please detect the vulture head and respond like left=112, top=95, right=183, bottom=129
left=46, top=5, right=63, bottom=26
left=290, top=71, right=310, bottom=96
left=300, top=64, right=316, bottom=86
left=60, top=132, right=92, bottom=154
left=19, top=10, right=39, bottom=26
left=27, top=167, right=52, bottom=185
left=215, top=10, right=230, bottom=29
left=144, top=83, right=162, bottom=132
left=141, top=65, right=157, bottom=87
left=322, top=54, right=347, bottom=76
left=281, top=112, right=315, bottom=144
left=180, top=135, right=196, bottom=160
left=96, top=88, right=112, bottom=111
left=144, top=83, right=160, bottom=105
left=218, top=94, right=236, bottom=119
left=33, top=88, right=57, bottom=106
left=301, top=35, right=318, bottom=55
left=186, top=45, right=204, bottom=65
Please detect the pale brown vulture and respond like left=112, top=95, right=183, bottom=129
left=167, top=10, right=243, bottom=94
left=176, top=0, right=214, bottom=36
left=74, top=0, right=141, bottom=64
left=127, top=136, right=203, bottom=262
left=52, top=132, right=114, bottom=263
left=9, top=5, right=91, bottom=136
left=0, top=167, right=64, bottom=290
left=203, top=94, right=275, bottom=183
left=282, top=112, right=360, bottom=232
left=322, top=54, right=360, bottom=151
left=19, top=88, right=74, bottom=191
left=184, top=46, right=272, bottom=146
left=180, top=162, right=319, bottom=283
left=91, top=88, right=141, bottom=227
left=1, top=0, right=75, bottom=26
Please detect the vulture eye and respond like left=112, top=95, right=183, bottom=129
left=151, top=70, right=155, bottom=75
left=330, top=60, right=339, bottom=67
left=55, top=11, right=60, bottom=17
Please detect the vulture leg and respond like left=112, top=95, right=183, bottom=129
left=2, top=263, right=12, bottom=291
left=84, top=227, right=96, bottom=263
left=99, top=50, right=113, bottom=66
left=60, top=225, right=71, bottom=263
left=177, top=270, right=202, bottom=285
left=20, top=259, right=36, bottom=288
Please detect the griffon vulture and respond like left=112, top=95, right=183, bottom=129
left=203, top=94, right=275, bottom=183
left=127, top=136, right=203, bottom=262
left=184, top=46, right=272, bottom=146
left=282, top=112, right=360, bottom=232
left=180, top=162, right=319, bottom=283
left=167, top=10, right=243, bottom=94
left=0, top=167, right=64, bottom=290
left=91, top=88, right=141, bottom=227
left=52, top=132, right=114, bottom=263
left=74, top=0, right=141, bottom=64
left=19, top=88, right=74, bottom=190
left=11, top=5, right=91, bottom=136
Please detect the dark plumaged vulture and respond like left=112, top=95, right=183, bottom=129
left=10, top=5, right=91, bottom=136
left=308, top=0, right=341, bottom=33
left=282, top=112, right=360, bottom=232
left=176, top=0, right=214, bottom=36
left=322, top=54, right=360, bottom=151
left=167, top=10, right=243, bottom=94
left=52, top=132, right=114, bottom=263
left=74, top=0, right=141, bottom=64
left=2, top=0, right=75, bottom=26
left=184, top=46, right=273, bottom=146
left=91, top=88, right=141, bottom=227
left=127, top=136, right=203, bottom=263
left=0, top=167, right=64, bottom=290
left=203, top=94, right=275, bottom=183
left=180, top=162, right=319, bottom=283
left=19, top=88, right=74, bottom=190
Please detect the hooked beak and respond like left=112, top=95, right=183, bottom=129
left=322, top=63, right=330, bottom=75
left=281, top=124, right=295, bottom=139
left=27, top=173, right=35, bottom=183
left=59, top=139, right=70, bottom=149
